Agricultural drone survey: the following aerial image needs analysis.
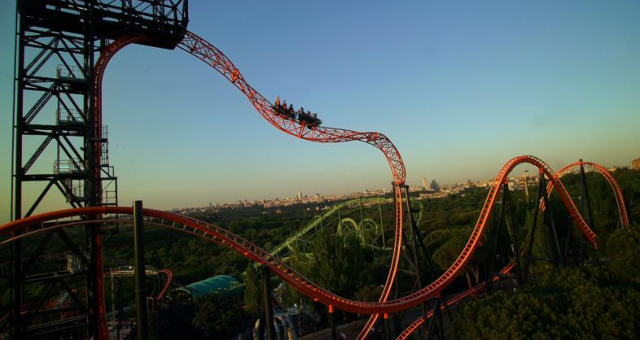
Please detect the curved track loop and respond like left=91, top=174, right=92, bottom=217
left=0, top=156, right=597, bottom=317
left=178, top=31, right=406, bottom=185
left=550, top=161, right=630, bottom=228
left=269, top=197, right=391, bottom=258
left=398, top=160, right=627, bottom=339
left=12, top=28, right=603, bottom=336
left=104, top=268, right=173, bottom=301
left=178, top=30, right=407, bottom=336
left=157, top=269, right=173, bottom=301
left=9, top=30, right=604, bottom=338
left=269, top=197, right=423, bottom=259
left=391, top=155, right=599, bottom=338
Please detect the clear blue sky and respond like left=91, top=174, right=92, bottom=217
left=1, top=1, right=640, bottom=222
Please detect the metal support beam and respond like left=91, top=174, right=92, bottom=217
left=524, top=170, right=545, bottom=282
left=133, top=200, right=148, bottom=340
left=10, top=2, right=187, bottom=336
left=378, top=196, right=386, bottom=247
left=12, top=8, right=27, bottom=338
left=621, top=188, right=632, bottom=226
left=402, top=185, right=430, bottom=334
left=541, top=176, right=562, bottom=266
left=261, top=264, right=276, bottom=340
left=403, top=185, right=435, bottom=274
left=118, top=277, right=123, bottom=339
left=577, top=160, right=595, bottom=263
left=503, top=183, right=523, bottom=286
left=487, top=180, right=508, bottom=293
left=579, top=160, right=596, bottom=233
left=383, top=313, right=392, bottom=340
left=426, top=299, right=443, bottom=340
left=329, top=305, right=337, bottom=340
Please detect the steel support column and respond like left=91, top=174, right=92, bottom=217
left=329, top=305, right=337, bottom=340
left=541, top=175, right=562, bottom=266
left=487, top=180, right=508, bottom=293
left=261, top=265, right=276, bottom=340
left=133, top=200, right=148, bottom=340
left=524, top=170, right=545, bottom=282
left=503, top=183, right=523, bottom=286
left=383, top=314, right=392, bottom=340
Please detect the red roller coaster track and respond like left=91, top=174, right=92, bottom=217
left=550, top=161, right=630, bottom=228
left=173, top=32, right=603, bottom=338
left=177, top=32, right=407, bottom=185
left=177, top=30, right=409, bottom=337
left=93, top=33, right=163, bottom=339
left=0, top=157, right=600, bottom=331
left=104, top=268, right=173, bottom=301
left=397, top=161, right=631, bottom=339
left=3, top=30, right=608, bottom=339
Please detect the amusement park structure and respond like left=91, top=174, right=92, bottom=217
left=9, top=1, right=188, bottom=338
left=3, top=1, right=633, bottom=339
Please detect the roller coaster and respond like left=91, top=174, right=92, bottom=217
left=105, top=266, right=173, bottom=303
left=1, top=160, right=629, bottom=339
left=267, top=197, right=423, bottom=261
left=4, top=2, right=634, bottom=339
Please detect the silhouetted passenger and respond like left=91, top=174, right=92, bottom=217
left=273, top=97, right=282, bottom=115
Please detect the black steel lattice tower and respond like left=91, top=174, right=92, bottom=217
left=11, top=1, right=187, bottom=338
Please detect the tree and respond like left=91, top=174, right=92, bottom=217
left=428, top=226, right=482, bottom=288
left=287, top=229, right=374, bottom=307
left=192, top=294, right=250, bottom=339
left=452, top=224, right=640, bottom=340
left=243, top=263, right=262, bottom=315
left=605, top=226, right=640, bottom=284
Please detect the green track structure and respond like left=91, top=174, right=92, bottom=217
left=267, top=197, right=424, bottom=262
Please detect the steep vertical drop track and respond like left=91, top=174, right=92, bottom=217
left=177, top=30, right=408, bottom=336
left=550, top=161, right=630, bottom=228
left=0, top=155, right=605, bottom=339
left=2, top=29, right=611, bottom=339
left=174, top=31, right=600, bottom=337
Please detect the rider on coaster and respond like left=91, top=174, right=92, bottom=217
left=273, top=97, right=322, bottom=127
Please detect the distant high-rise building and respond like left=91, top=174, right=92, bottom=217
left=296, top=192, right=302, bottom=200
left=422, top=177, right=428, bottom=190
left=430, top=180, right=440, bottom=192
left=633, top=158, right=640, bottom=170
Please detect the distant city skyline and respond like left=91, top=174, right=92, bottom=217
left=171, top=162, right=633, bottom=212
left=2, top=1, right=640, bottom=223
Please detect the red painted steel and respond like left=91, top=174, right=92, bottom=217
left=177, top=31, right=406, bottom=186
left=5, top=28, right=606, bottom=339
left=396, top=267, right=509, bottom=340
left=104, top=268, right=173, bottom=301
left=157, top=269, right=173, bottom=301
left=0, top=156, right=597, bottom=319
left=398, top=160, right=631, bottom=339
left=550, top=161, right=630, bottom=228
left=93, top=33, right=159, bottom=340
left=177, top=30, right=406, bottom=337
